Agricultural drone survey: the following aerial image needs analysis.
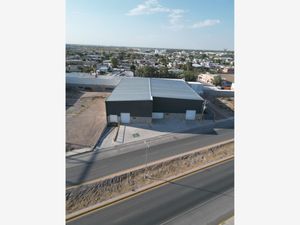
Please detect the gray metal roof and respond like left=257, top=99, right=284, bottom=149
left=105, top=77, right=203, bottom=102
left=151, top=78, right=203, bottom=100
left=66, top=73, right=122, bottom=87
left=106, top=78, right=152, bottom=101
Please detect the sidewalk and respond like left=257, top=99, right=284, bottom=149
left=67, top=117, right=234, bottom=157
left=66, top=147, right=92, bottom=157
left=98, top=118, right=215, bottom=149
left=220, top=216, right=234, bottom=225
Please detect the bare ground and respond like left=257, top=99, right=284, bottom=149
left=216, top=97, right=234, bottom=111
left=66, top=90, right=110, bottom=151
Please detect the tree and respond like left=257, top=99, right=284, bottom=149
left=111, top=57, right=118, bottom=68
left=158, top=66, right=169, bottom=78
left=130, top=64, right=136, bottom=75
left=130, top=54, right=136, bottom=61
left=136, top=67, right=145, bottom=77
left=143, top=66, right=158, bottom=77
left=212, top=75, right=222, bottom=86
left=159, top=56, right=168, bottom=67
left=200, top=54, right=208, bottom=59
left=119, top=51, right=125, bottom=61
left=186, top=62, right=193, bottom=71
left=136, top=66, right=158, bottom=77
left=183, top=71, right=197, bottom=81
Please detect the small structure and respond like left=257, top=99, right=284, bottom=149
left=198, top=73, right=218, bottom=84
left=222, top=67, right=234, bottom=74
left=96, top=65, right=110, bottom=74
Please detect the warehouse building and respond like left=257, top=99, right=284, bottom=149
left=66, top=72, right=122, bottom=92
left=105, top=77, right=204, bottom=124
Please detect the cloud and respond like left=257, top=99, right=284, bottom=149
left=190, top=19, right=220, bottom=28
left=126, top=0, right=170, bottom=16
left=127, top=0, right=186, bottom=30
left=127, top=1, right=220, bottom=31
left=167, top=9, right=185, bottom=30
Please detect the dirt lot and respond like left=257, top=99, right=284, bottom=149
left=206, top=96, right=234, bottom=120
left=66, top=90, right=110, bottom=151
left=217, top=97, right=234, bottom=111
left=220, top=74, right=234, bottom=83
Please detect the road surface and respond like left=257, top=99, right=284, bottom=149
left=66, top=128, right=233, bottom=187
left=67, top=159, right=234, bottom=225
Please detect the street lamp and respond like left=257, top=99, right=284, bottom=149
left=201, top=100, right=208, bottom=120
left=144, top=140, right=150, bottom=178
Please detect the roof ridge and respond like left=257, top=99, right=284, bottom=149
left=148, top=78, right=153, bottom=100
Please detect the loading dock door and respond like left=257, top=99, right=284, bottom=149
left=152, top=112, right=164, bottom=119
left=185, top=110, right=196, bottom=120
left=120, top=113, right=130, bottom=124
left=109, top=115, right=118, bottom=123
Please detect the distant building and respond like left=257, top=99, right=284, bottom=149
left=192, top=63, right=202, bottom=68
left=198, top=73, right=234, bottom=89
left=96, top=65, right=110, bottom=74
left=121, top=71, right=134, bottom=77
left=221, top=80, right=232, bottom=90
left=220, top=74, right=234, bottom=83
left=103, top=60, right=111, bottom=64
left=168, top=68, right=183, bottom=74
left=66, top=65, right=81, bottom=73
left=222, top=67, right=234, bottom=74
left=66, top=59, right=84, bottom=65
left=198, top=73, right=218, bottom=84
left=154, top=49, right=166, bottom=55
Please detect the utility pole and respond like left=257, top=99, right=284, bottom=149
left=201, top=100, right=208, bottom=120
left=144, top=140, right=150, bottom=178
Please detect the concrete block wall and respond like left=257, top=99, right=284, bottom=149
left=164, top=113, right=203, bottom=120
left=108, top=116, right=152, bottom=124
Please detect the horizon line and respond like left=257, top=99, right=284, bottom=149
left=66, top=43, right=234, bottom=52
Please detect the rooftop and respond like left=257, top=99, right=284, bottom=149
left=106, top=78, right=152, bottom=102
left=66, top=73, right=122, bottom=86
left=151, top=78, right=203, bottom=100
left=106, top=77, right=203, bottom=102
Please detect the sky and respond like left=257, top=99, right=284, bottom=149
left=66, top=0, right=234, bottom=50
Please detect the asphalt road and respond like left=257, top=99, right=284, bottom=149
left=67, top=160, right=234, bottom=225
left=66, top=128, right=233, bottom=187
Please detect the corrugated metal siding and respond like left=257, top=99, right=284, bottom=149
left=106, top=100, right=153, bottom=117
left=152, top=97, right=203, bottom=113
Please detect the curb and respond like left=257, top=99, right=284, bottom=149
left=66, top=139, right=234, bottom=190
left=66, top=147, right=93, bottom=157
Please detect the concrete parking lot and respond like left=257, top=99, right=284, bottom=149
left=98, top=118, right=215, bottom=149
